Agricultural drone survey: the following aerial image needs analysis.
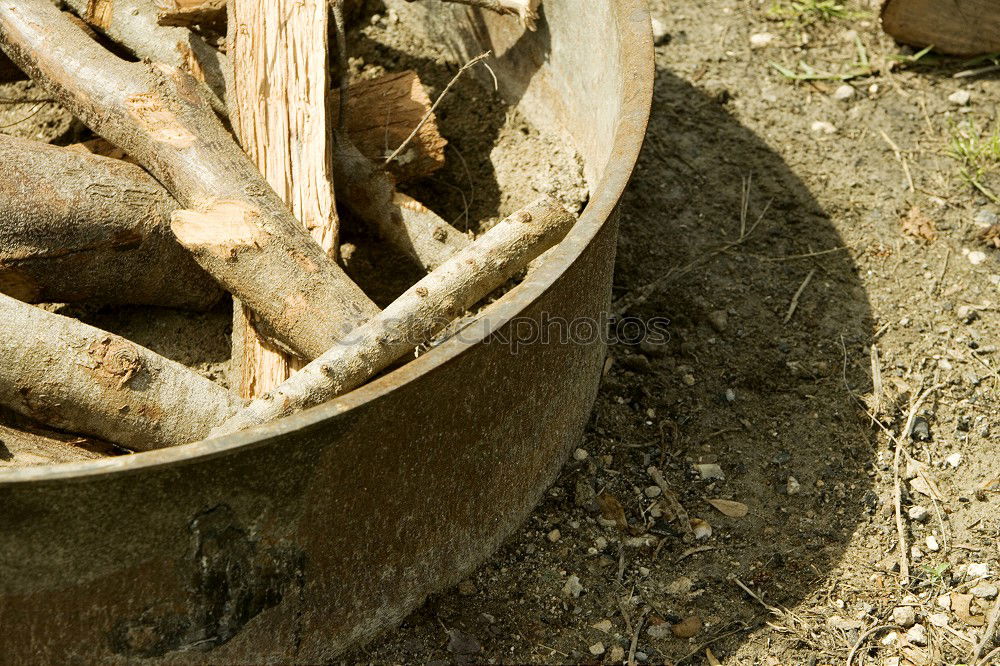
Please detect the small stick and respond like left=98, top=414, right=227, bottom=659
left=648, top=466, right=694, bottom=540
left=213, top=197, right=575, bottom=435
left=627, top=607, right=650, bottom=666
left=782, top=268, right=816, bottom=324
left=0, top=294, right=241, bottom=450
left=846, top=625, right=901, bottom=666
left=974, top=597, right=1000, bottom=663
left=384, top=51, right=491, bottom=167
left=879, top=128, right=915, bottom=193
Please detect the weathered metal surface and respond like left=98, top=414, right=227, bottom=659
left=0, top=1, right=653, bottom=661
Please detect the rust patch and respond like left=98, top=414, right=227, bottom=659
left=85, top=0, right=114, bottom=30
left=85, top=336, right=143, bottom=388
left=125, top=93, right=196, bottom=148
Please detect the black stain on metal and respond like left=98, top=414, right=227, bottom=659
left=108, top=504, right=305, bottom=658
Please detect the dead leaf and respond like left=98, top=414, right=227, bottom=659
left=706, top=498, right=749, bottom=517
left=596, top=492, right=628, bottom=532
left=951, top=593, right=985, bottom=626
left=706, top=647, right=722, bottom=665
left=670, top=615, right=702, bottom=639
left=690, top=518, right=712, bottom=539
left=979, top=223, right=1000, bottom=249
left=900, top=206, right=936, bottom=242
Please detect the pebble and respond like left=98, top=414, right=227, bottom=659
left=682, top=373, right=696, bottom=386
left=881, top=631, right=898, bottom=646
left=457, top=580, right=477, bottom=596
left=610, top=645, right=625, bottom=662
left=828, top=615, right=862, bottom=631
left=926, top=535, right=940, bottom=552
left=650, top=17, right=669, bottom=46
left=907, top=505, right=930, bottom=523
left=975, top=209, right=998, bottom=227
left=573, top=448, right=589, bottom=461
left=589, top=642, right=606, bottom=656
left=547, top=529, right=561, bottom=543
left=911, top=545, right=923, bottom=562
left=892, top=605, right=916, bottom=628
left=647, top=623, right=672, bottom=639
left=707, top=310, right=728, bottom=332
left=810, top=120, right=837, bottom=134
left=695, top=463, right=725, bottom=481
left=833, top=84, right=855, bottom=101
left=968, top=563, right=991, bottom=579
left=749, top=32, right=775, bottom=48
left=929, top=613, right=949, bottom=627
left=949, top=90, right=972, bottom=106
left=936, top=594, right=952, bottom=610
left=969, top=250, right=988, bottom=266
left=906, top=623, right=927, bottom=646
left=786, top=476, right=802, bottom=495
left=972, top=584, right=999, bottom=600
left=945, top=453, right=963, bottom=468
left=666, top=576, right=693, bottom=595
left=910, top=416, right=931, bottom=441
left=562, top=575, right=584, bottom=598
left=644, top=485, right=662, bottom=498
left=635, top=651, right=649, bottom=662
left=725, top=388, right=736, bottom=402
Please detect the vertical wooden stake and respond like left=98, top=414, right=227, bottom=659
left=228, top=0, right=340, bottom=398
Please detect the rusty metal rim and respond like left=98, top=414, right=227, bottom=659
left=0, top=2, right=654, bottom=486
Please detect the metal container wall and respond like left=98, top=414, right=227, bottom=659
left=0, top=1, right=653, bottom=661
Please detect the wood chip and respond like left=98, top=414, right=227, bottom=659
left=706, top=499, right=749, bottom=517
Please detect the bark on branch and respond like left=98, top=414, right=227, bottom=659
left=0, top=134, right=220, bottom=309
left=214, top=196, right=575, bottom=435
left=0, top=294, right=241, bottom=450
left=0, top=0, right=380, bottom=359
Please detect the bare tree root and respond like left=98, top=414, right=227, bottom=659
left=0, top=134, right=220, bottom=309
left=0, top=294, right=242, bottom=450
left=214, top=196, right=574, bottom=435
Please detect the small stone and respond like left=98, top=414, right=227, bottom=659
left=589, top=642, right=606, bottom=656
left=945, top=452, right=963, bottom=468
left=682, top=373, right=696, bottom=386
left=573, top=448, right=589, bottom=461
left=929, top=613, right=949, bottom=627
left=786, top=476, right=802, bottom=495
left=906, top=623, right=927, bottom=646
left=646, top=623, right=672, bottom=639
left=666, top=576, right=693, bottom=595
left=968, top=563, right=991, bottom=579
left=635, top=652, right=648, bottom=662
left=639, top=566, right=651, bottom=577
left=547, top=529, right=561, bottom=543
left=749, top=32, right=775, bottom=48
left=881, top=631, right=898, bottom=646
left=910, top=545, right=923, bottom=561
left=892, top=605, right=917, bottom=628
left=650, top=17, right=669, bottom=45
left=969, top=250, right=988, bottom=266
left=562, top=574, right=583, bottom=598
left=827, top=615, right=862, bottom=631
left=457, top=580, right=477, bottom=596
left=694, top=463, right=725, bottom=481
left=832, top=84, right=855, bottom=101
left=724, top=388, right=736, bottom=402
left=884, top=658, right=900, bottom=666
left=811, top=120, right=837, bottom=134
left=976, top=209, right=999, bottom=227
left=949, top=90, right=972, bottom=106
left=707, top=310, right=728, bottom=332
left=574, top=479, right=596, bottom=508
left=972, top=584, right=999, bottom=599
left=926, top=535, right=940, bottom=552
left=644, top=485, right=662, bottom=498
left=907, top=505, right=930, bottom=523
left=910, top=416, right=931, bottom=441
left=592, top=619, right=613, bottom=633
left=936, top=594, right=951, bottom=610
left=670, top=616, right=702, bottom=638
left=609, top=645, right=625, bottom=662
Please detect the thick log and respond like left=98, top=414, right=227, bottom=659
left=0, top=294, right=242, bottom=450
left=156, top=0, right=226, bottom=27
left=0, top=134, right=221, bottom=309
left=228, top=0, right=339, bottom=397
left=881, top=0, right=1000, bottom=56
left=0, top=0, right=379, bottom=359
left=61, top=0, right=227, bottom=105
left=214, top=197, right=575, bottom=435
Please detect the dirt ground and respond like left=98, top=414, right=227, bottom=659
left=1, top=1, right=999, bottom=664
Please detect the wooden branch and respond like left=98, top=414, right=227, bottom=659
left=213, top=197, right=575, bottom=435
left=0, top=134, right=221, bottom=310
left=0, top=409, right=120, bottom=467
left=333, top=130, right=470, bottom=271
left=0, top=0, right=379, bottom=359
left=61, top=0, right=228, bottom=105
left=881, top=0, right=1000, bottom=56
left=228, top=0, right=339, bottom=397
left=0, top=294, right=241, bottom=450
left=156, top=0, right=226, bottom=27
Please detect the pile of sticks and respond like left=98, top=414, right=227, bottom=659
left=0, top=0, right=570, bottom=454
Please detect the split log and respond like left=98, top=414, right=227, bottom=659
left=156, top=0, right=226, bottom=28
left=0, top=294, right=242, bottom=450
left=0, top=134, right=221, bottom=309
left=0, top=0, right=380, bottom=359
left=61, top=0, right=227, bottom=105
left=881, top=0, right=1000, bottom=56
left=214, top=196, right=575, bottom=435
left=227, top=0, right=340, bottom=397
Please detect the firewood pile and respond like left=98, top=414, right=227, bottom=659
left=0, top=0, right=573, bottom=454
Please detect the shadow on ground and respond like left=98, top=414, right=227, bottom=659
left=356, top=43, right=880, bottom=664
